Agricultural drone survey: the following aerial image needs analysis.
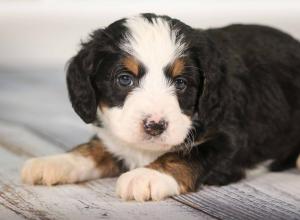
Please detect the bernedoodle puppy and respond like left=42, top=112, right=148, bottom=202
left=21, top=13, right=300, bottom=201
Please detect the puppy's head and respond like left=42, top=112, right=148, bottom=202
left=67, top=14, right=205, bottom=152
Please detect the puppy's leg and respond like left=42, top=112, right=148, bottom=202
left=116, top=135, right=244, bottom=201
left=21, top=137, right=123, bottom=186
left=116, top=152, right=201, bottom=201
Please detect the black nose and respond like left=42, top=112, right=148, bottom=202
left=143, top=119, right=168, bottom=136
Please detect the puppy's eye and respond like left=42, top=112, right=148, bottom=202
left=117, top=73, right=134, bottom=88
left=174, top=77, right=187, bottom=91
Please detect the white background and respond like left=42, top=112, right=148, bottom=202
left=1, top=0, right=300, bottom=68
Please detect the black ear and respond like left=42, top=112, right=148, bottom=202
left=66, top=47, right=97, bottom=123
left=194, top=32, right=246, bottom=128
left=193, top=33, right=228, bottom=128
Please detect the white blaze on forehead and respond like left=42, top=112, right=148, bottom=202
left=121, top=16, right=186, bottom=70
left=121, top=15, right=187, bottom=103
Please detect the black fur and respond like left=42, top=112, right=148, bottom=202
left=189, top=24, right=300, bottom=184
left=67, top=13, right=300, bottom=187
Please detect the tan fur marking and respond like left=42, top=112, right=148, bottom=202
left=98, top=102, right=108, bottom=113
left=171, top=59, right=185, bottom=77
left=72, top=138, right=122, bottom=177
left=122, top=56, right=139, bottom=76
left=146, top=153, right=199, bottom=193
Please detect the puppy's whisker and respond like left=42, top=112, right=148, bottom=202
left=180, top=126, right=196, bottom=155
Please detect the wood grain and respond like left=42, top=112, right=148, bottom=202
left=174, top=170, right=300, bottom=220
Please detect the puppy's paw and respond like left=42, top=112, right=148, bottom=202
left=116, top=168, right=179, bottom=201
left=21, top=153, right=99, bottom=186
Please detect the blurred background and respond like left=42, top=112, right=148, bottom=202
left=1, top=0, right=300, bottom=148
left=1, top=0, right=300, bottom=69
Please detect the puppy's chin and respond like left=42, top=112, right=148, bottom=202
left=134, top=141, right=173, bottom=152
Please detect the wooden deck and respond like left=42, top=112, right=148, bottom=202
left=0, top=67, right=300, bottom=220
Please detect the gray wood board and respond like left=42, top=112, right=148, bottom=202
left=175, top=170, right=300, bottom=220
left=0, top=68, right=92, bottom=149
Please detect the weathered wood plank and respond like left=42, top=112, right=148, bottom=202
left=0, top=205, right=24, bottom=220
left=174, top=170, right=300, bottom=220
left=0, top=122, right=63, bottom=157
left=0, top=70, right=92, bottom=148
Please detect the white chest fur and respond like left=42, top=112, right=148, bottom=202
left=94, top=126, right=166, bottom=170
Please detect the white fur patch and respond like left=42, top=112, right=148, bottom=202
left=21, top=153, right=100, bottom=185
left=121, top=16, right=186, bottom=69
left=116, top=167, right=179, bottom=201
left=94, top=125, right=165, bottom=170
left=97, top=15, right=191, bottom=155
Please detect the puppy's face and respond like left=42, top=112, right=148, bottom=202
left=67, top=14, right=202, bottom=152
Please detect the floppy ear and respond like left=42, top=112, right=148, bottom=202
left=194, top=32, right=247, bottom=128
left=193, top=33, right=228, bottom=128
left=66, top=47, right=97, bottom=123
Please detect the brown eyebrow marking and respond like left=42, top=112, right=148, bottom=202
left=122, top=56, right=139, bottom=76
left=171, top=58, right=185, bottom=77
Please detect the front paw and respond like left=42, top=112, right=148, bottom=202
left=21, top=153, right=98, bottom=186
left=116, top=168, right=179, bottom=201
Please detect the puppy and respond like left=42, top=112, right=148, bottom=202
left=22, top=13, right=300, bottom=201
